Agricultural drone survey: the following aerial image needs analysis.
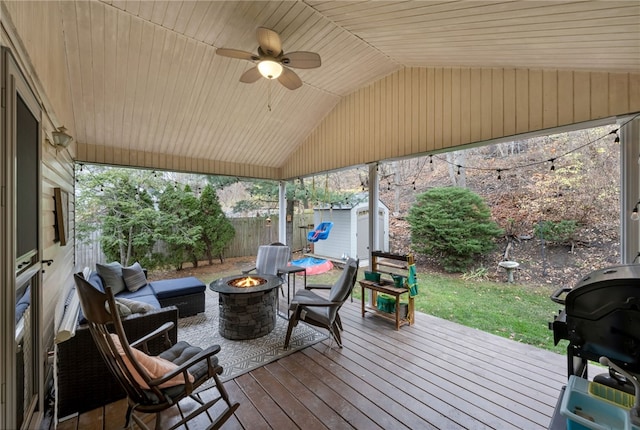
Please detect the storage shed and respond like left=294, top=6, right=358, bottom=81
left=311, top=201, right=389, bottom=261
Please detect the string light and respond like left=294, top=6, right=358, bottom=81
left=610, top=128, right=620, bottom=143
left=423, top=113, right=639, bottom=181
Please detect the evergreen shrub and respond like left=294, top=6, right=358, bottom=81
left=407, top=186, right=503, bottom=272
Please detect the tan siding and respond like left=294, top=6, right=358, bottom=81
left=418, top=68, right=428, bottom=153
left=543, top=70, right=558, bottom=129
left=426, top=68, right=435, bottom=151
left=515, top=69, right=529, bottom=133
left=411, top=68, right=420, bottom=153
left=282, top=67, right=640, bottom=179
left=503, top=69, right=516, bottom=136
left=529, top=70, right=543, bottom=131
left=591, top=72, right=610, bottom=119
left=459, top=68, right=471, bottom=145
left=442, top=68, right=452, bottom=147
left=558, top=71, right=574, bottom=126
left=450, top=68, right=461, bottom=147
left=434, top=68, right=443, bottom=150
left=469, top=68, right=482, bottom=143
left=492, top=69, right=504, bottom=138
left=631, top=76, right=640, bottom=112
left=609, top=74, right=629, bottom=114
left=75, top=143, right=281, bottom=179
left=574, top=72, right=591, bottom=122
left=481, top=68, right=492, bottom=140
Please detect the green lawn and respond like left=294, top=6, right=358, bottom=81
left=412, top=273, right=565, bottom=354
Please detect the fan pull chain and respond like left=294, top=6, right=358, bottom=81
left=267, top=82, right=272, bottom=112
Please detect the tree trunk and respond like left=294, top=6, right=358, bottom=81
left=286, top=199, right=295, bottom=248
left=393, top=161, right=401, bottom=215
left=446, top=151, right=467, bottom=187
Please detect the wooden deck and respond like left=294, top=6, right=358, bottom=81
left=52, top=298, right=568, bottom=429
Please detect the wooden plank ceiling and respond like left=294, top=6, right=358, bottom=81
left=61, top=0, right=640, bottom=177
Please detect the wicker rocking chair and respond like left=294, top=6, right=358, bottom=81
left=73, top=273, right=239, bottom=430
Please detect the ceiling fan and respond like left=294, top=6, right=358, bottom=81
left=216, top=27, right=321, bottom=90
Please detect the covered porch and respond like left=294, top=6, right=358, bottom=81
left=55, top=300, right=570, bottom=429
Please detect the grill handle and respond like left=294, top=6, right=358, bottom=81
left=550, top=287, right=572, bottom=305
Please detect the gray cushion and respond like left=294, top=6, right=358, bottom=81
left=329, top=259, right=358, bottom=302
left=106, top=300, right=132, bottom=317
left=115, top=297, right=155, bottom=314
left=122, top=262, right=147, bottom=292
left=96, top=262, right=126, bottom=295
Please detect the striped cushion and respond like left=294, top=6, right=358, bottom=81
left=122, top=262, right=147, bottom=292
left=96, top=262, right=126, bottom=295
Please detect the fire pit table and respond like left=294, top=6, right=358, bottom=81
left=209, top=274, right=283, bottom=340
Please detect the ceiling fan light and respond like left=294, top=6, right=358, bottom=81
left=258, top=60, right=283, bottom=79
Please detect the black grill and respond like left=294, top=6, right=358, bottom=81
left=549, top=264, right=640, bottom=379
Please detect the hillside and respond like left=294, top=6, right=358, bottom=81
left=376, top=125, right=621, bottom=289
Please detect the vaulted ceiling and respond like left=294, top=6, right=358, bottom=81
left=59, top=0, right=640, bottom=178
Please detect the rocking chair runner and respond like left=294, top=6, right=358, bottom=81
left=73, top=273, right=239, bottom=430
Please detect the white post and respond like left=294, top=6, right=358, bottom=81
left=279, top=181, right=287, bottom=245
left=368, top=163, right=379, bottom=265
left=621, top=117, right=640, bottom=263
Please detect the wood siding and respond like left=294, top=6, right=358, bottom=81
left=283, top=67, right=640, bottom=179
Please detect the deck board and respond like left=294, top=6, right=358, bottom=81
left=49, top=299, right=569, bottom=430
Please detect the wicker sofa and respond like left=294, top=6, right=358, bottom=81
left=56, top=270, right=206, bottom=418
left=56, top=306, right=179, bottom=418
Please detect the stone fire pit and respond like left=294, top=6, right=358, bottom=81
left=209, top=274, right=282, bottom=340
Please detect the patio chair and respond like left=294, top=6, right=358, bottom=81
left=303, top=258, right=360, bottom=330
left=73, top=273, right=239, bottom=430
left=242, top=243, right=291, bottom=277
left=284, top=258, right=359, bottom=348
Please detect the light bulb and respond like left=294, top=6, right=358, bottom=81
left=257, top=60, right=283, bottom=79
left=632, top=208, right=640, bottom=221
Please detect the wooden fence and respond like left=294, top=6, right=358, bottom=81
left=75, top=214, right=315, bottom=268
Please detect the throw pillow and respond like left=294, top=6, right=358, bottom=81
left=122, top=262, right=147, bottom=292
left=109, top=334, right=193, bottom=389
left=105, top=300, right=132, bottom=317
left=96, top=262, right=126, bottom=295
left=115, top=297, right=155, bottom=314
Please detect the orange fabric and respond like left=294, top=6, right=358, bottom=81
left=109, top=334, right=194, bottom=389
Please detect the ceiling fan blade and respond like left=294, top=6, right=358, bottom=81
left=256, top=27, right=282, bottom=56
left=282, top=51, right=321, bottom=69
left=216, top=48, right=257, bottom=61
left=278, top=67, right=302, bottom=90
left=239, top=67, right=262, bottom=84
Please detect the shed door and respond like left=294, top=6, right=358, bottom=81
left=357, top=209, right=369, bottom=258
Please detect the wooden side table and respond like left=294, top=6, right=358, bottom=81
left=359, top=279, right=414, bottom=330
